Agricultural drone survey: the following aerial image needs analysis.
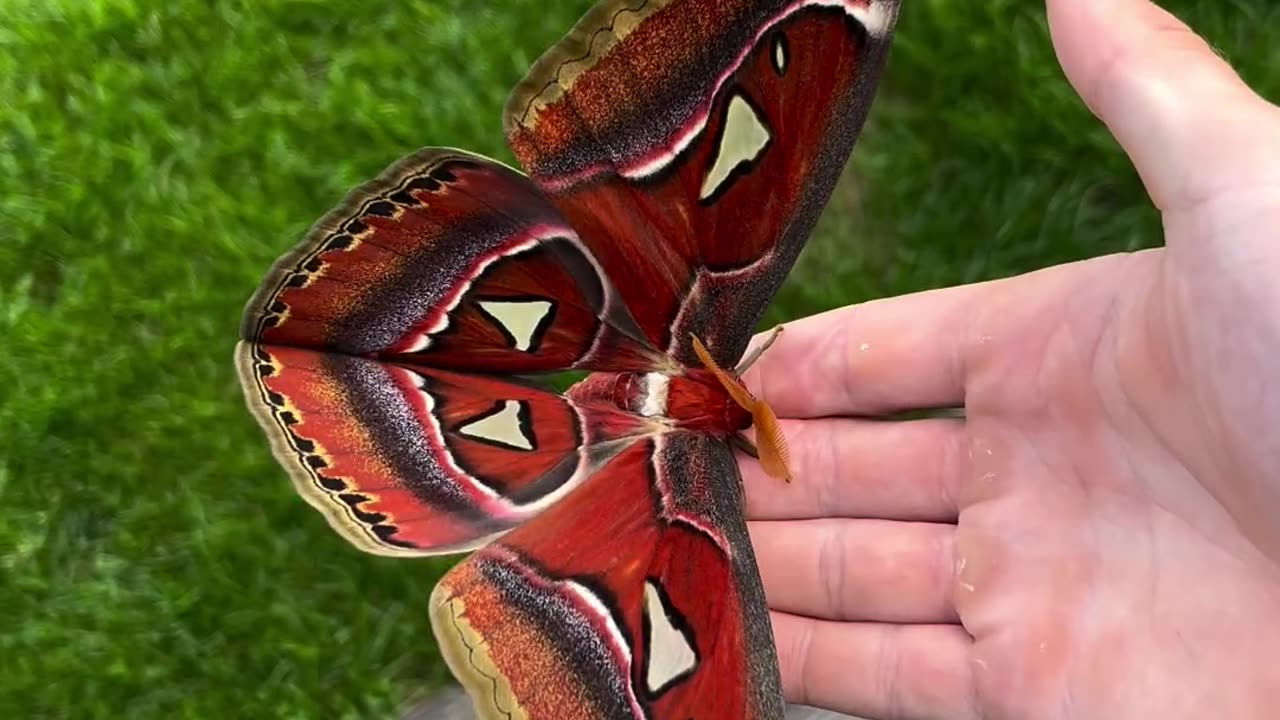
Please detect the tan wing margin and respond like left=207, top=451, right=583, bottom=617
left=503, top=0, right=673, bottom=133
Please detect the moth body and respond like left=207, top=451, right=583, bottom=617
left=567, top=368, right=753, bottom=439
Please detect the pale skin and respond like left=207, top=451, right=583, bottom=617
left=739, top=1, right=1280, bottom=718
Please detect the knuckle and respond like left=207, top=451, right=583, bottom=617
left=790, top=618, right=817, bottom=705
left=816, top=524, right=849, bottom=619
left=875, top=624, right=905, bottom=720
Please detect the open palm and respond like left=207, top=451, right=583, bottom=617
left=742, top=1, right=1280, bottom=718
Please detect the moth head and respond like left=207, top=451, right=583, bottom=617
left=690, top=334, right=792, bottom=483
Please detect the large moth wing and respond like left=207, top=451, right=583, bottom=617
left=236, top=150, right=668, bottom=555
left=239, top=149, right=667, bottom=375
left=236, top=345, right=655, bottom=555
left=506, top=0, right=901, bottom=367
left=431, top=433, right=783, bottom=720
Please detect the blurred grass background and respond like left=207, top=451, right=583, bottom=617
left=1, top=0, right=1277, bottom=717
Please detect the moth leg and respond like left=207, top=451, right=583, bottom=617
left=735, top=325, right=784, bottom=375
left=731, top=432, right=759, bottom=459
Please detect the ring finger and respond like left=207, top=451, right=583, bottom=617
left=749, top=517, right=959, bottom=624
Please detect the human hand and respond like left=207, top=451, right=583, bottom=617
left=741, top=1, right=1280, bottom=718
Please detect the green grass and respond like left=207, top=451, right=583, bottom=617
left=1, top=0, right=1276, bottom=717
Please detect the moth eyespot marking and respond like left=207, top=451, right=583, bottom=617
left=457, top=400, right=535, bottom=451
left=771, top=32, right=789, bottom=75
left=642, top=580, right=698, bottom=695
left=476, top=298, right=556, bottom=353
left=698, top=91, right=772, bottom=202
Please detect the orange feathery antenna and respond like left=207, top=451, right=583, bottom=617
left=691, top=335, right=792, bottom=483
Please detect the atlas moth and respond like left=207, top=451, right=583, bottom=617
left=234, top=0, right=900, bottom=717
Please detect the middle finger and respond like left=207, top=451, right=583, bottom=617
left=742, top=416, right=965, bottom=523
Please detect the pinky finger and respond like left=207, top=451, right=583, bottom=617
left=772, top=613, right=977, bottom=720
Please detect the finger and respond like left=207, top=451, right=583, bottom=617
left=1047, top=0, right=1280, bottom=212
left=741, top=417, right=964, bottom=523
left=772, top=613, right=977, bottom=720
left=750, top=518, right=960, bottom=624
left=743, top=282, right=995, bottom=418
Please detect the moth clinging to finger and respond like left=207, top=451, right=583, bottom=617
left=234, top=0, right=900, bottom=717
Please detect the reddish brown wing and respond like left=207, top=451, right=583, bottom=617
left=237, top=0, right=902, bottom=715
left=235, top=149, right=681, bottom=555
left=235, top=343, right=653, bottom=555
left=240, top=148, right=667, bottom=374
left=506, top=0, right=900, bottom=367
left=430, top=433, right=782, bottom=720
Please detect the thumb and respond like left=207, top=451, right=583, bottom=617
left=1047, top=0, right=1280, bottom=213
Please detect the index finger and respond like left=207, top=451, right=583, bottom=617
left=742, top=281, right=989, bottom=419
